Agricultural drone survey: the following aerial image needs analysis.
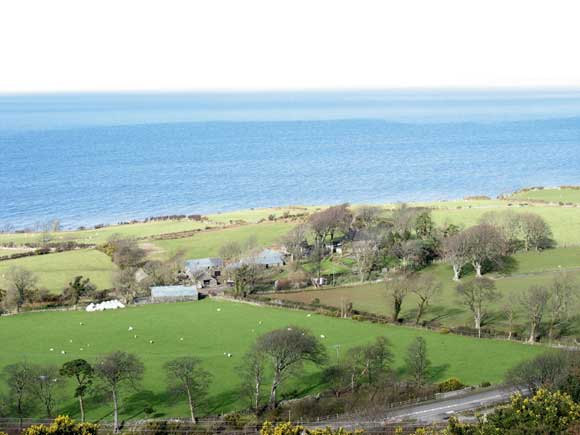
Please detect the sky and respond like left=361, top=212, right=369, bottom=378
left=1, top=0, right=580, bottom=93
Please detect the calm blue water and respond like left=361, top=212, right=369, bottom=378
left=2, top=89, right=580, bottom=229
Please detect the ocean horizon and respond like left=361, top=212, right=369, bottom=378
left=2, top=89, right=580, bottom=230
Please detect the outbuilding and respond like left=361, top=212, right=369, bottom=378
left=150, top=285, right=199, bottom=302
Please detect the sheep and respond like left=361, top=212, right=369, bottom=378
left=149, top=340, right=154, bottom=344
left=227, top=353, right=232, bottom=358
left=61, top=350, right=66, bottom=355
left=320, top=334, right=326, bottom=339
left=216, top=308, right=222, bottom=312
left=179, top=337, right=184, bottom=341
left=128, top=326, right=134, bottom=331
left=49, top=348, right=54, bottom=352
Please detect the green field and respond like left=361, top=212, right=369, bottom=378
left=149, top=222, right=295, bottom=260
left=508, top=187, right=580, bottom=204
left=274, top=247, right=580, bottom=335
left=0, top=299, right=544, bottom=420
left=0, top=250, right=116, bottom=292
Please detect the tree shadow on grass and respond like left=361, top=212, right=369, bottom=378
left=493, top=256, right=519, bottom=276
left=429, top=363, right=451, bottom=383
left=425, top=305, right=464, bottom=324
left=121, top=389, right=173, bottom=420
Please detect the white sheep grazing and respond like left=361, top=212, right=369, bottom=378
left=287, top=327, right=293, bottom=331
left=61, top=350, right=66, bottom=355
left=217, top=308, right=222, bottom=312
left=134, top=335, right=138, bottom=339
left=49, top=348, right=54, bottom=352
left=320, top=334, right=326, bottom=339
left=69, top=339, right=73, bottom=343
left=306, top=314, right=312, bottom=317
left=128, top=326, right=134, bottom=331
left=179, top=337, right=184, bottom=341
left=227, top=353, right=232, bottom=358
left=149, top=340, right=154, bottom=344
left=80, top=348, right=84, bottom=351
left=79, top=322, right=84, bottom=326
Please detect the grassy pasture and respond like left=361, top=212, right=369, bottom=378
left=148, top=222, right=295, bottom=260
left=508, top=187, right=580, bottom=204
left=0, top=250, right=116, bottom=292
left=0, top=299, right=543, bottom=420
left=273, top=247, right=580, bottom=335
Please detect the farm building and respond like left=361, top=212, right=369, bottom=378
left=150, top=285, right=199, bottom=302
left=184, top=257, right=224, bottom=288
left=229, top=249, right=286, bottom=269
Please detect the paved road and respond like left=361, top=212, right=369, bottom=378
left=307, top=386, right=524, bottom=430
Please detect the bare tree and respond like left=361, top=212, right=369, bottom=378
left=505, top=351, right=571, bottom=393
left=348, top=336, right=394, bottom=385
left=95, top=351, right=144, bottom=433
left=502, top=295, right=518, bottom=340
left=442, top=233, right=470, bottom=281
left=354, top=206, right=382, bottom=230
left=31, top=365, right=62, bottom=417
left=2, top=362, right=37, bottom=429
left=411, top=273, right=441, bottom=324
left=520, top=285, right=551, bottom=343
left=463, top=224, right=506, bottom=277
left=164, top=357, right=212, bottom=423
left=233, top=264, right=260, bottom=297
left=282, top=224, right=308, bottom=265
left=63, top=276, right=96, bottom=307
left=390, top=204, right=423, bottom=239
left=219, top=241, right=242, bottom=263
left=385, top=272, right=412, bottom=322
left=547, top=273, right=577, bottom=341
left=106, top=238, right=146, bottom=269
left=405, top=337, right=431, bottom=387
left=254, top=326, right=327, bottom=409
left=238, top=347, right=267, bottom=413
left=351, top=239, right=378, bottom=282
left=456, top=277, right=500, bottom=338
left=308, top=204, right=352, bottom=245
left=519, top=213, right=553, bottom=251
left=5, top=266, right=38, bottom=312
left=60, top=359, right=94, bottom=422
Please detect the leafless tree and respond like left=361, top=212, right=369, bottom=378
left=546, top=273, right=578, bottom=341
left=502, top=294, right=518, bottom=340
left=505, top=351, right=571, bottom=393
left=164, top=357, right=212, bottom=423
left=95, top=351, right=144, bottom=433
left=390, top=204, right=423, bottom=238
left=282, top=224, right=308, bottom=263
left=107, top=237, right=146, bottom=269
left=405, top=337, right=431, bottom=387
left=354, top=206, right=382, bottom=230
left=254, top=326, right=327, bottom=409
left=392, top=239, right=428, bottom=271
left=385, top=272, right=413, bottom=322
left=519, top=213, right=554, bottom=251
left=463, top=224, right=506, bottom=277
left=238, top=347, right=267, bottom=413
left=479, top=210, right=521, bottom=250
left=411, top=273, right=441, bottom=324
left=31, top=365, right=62, bottom=417
left=346, top=336, right=393, bottom=387
left=308, top=204, right=352, bottom=245
left=520, top=285, right=551, bottom=343
left=5, top=266, right=38, bottom=312
left=352, top=239, right=378, bottom=282
left=442, top=232, right=470, bottom=281
left=219, top=241, right=242, bottom=263
left=2, top=362, right=37, bottom=429
left=456, top=277, right=500, bottom=338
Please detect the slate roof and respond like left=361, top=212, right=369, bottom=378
left=150, top=285, right=199, bottom=299
left=185, top=257, right=224, bottom=272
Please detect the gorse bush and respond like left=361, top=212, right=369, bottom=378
left=437, top=378, right=465, bottom=393
left=22, top=416, right=98, bottom=435
left=261, top=421, right=362, bottom=435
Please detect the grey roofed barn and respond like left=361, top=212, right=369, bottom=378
left=228, top=249, right=285, bottom=269
left=150, top=285, right=199, bottom=299
left=185, top=257, right=224, bottom=273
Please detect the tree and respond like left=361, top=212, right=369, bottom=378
left=219, top=241, right=242, bottom=263
left=411, top=273, right=441, bottom=324
left=282, top=225, right=308, bottom=265
left=414, top=211, right=435, bottom=240
left=546, top=272, right=577, bottom=341
left=505, top=351, right=571, bottom=393
left=5, top=266, right=37, bottom=312
left=254, top=327, right=327, bottom=409
left=385, top=272, right=412, bottom=322
left=405, top=337, right=431, bottom=388
left=518, top=213, right=553, bottom=251
left=351, top=239, right=378, bottom=283
left=63, top=276, right=96, bottom=307
left=347, top=336, right=393, bottom=385
left=456, top=277, right=500, bottom=338
left=308, top=204, right=352, bottom=245
left=354, top=206, right=382, bottom=230
left=95, top=352, right=144, bottom=433
left=112, top=268, right=140, bottom=304
left=233, top=264, right=259, bottom=297
left=164, top=357, right=211, bottom=423
left=60, top=359, right=94, bottom=422
left=462, top=224, right=506, bottom=277
left=520, top=285, right=551, bottom=343
left=238, top=347, right=267, bottom=413
left=390, top=204, right=422, bottom=239
left=2, top=362, right=37, bottom=429
left=31, top=365, right=62, bottom=417
left=106, top=238, right=146, bottom=269
left=501, top=294, right=518, bottom=340
left=441, top=232, right=470, bottom=281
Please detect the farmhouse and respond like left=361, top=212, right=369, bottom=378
left=150, top=285, right=199, bottom=302
left=229, top=249, right=286, bottom=269
left=184, top=257, right=224, bottom=288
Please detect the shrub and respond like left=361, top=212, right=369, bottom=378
left=480, top=381, right=491, bottom=388
left=437, top=378, right=465, bottom=393
left=22, top=416, right=98, bottom=435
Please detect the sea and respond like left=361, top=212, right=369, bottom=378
left=2, top=89, right=580, bottom=230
